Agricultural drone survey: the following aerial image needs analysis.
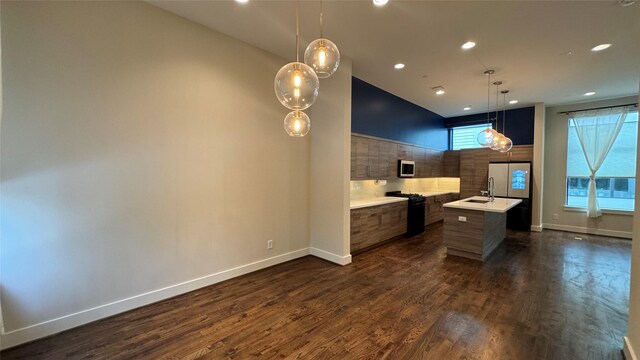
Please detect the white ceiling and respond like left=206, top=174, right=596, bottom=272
left=149, top=0, right=640, bottom=117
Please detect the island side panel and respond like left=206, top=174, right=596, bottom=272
left=482, top=211, right=507, bottom=261
left=443, top=208, right=485, bottom=260
left=443, top=207, right=507, bottom=261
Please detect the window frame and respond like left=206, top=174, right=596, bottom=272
left=449, top=123, right=494, bottom=151
left=563, top=110, right=638, bottom=214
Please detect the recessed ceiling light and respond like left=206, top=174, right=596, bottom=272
left=591, top=44, right=611, bottom=52
left=235, top=0, right=249, bottom=3
left=509, top=100, right=518, bottom=104
left=463, top=107, right=471, bottom=111
left=373, top=0, right=389, bottom=6
left=461, top=41, right=476, bottom=50
left=432, top=86, right=445, bottom=95
left=394, top=63, right=405, bottom=70
left=584, top=91, right=596, bottom=96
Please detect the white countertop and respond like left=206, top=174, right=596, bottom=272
left=443, top=196, right=522, bottom=213
left=350, top=197, right=408, bottom=210
left=416, top=191, right=459, bottom=197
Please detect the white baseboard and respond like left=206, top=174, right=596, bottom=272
left=310, top=247, right=352, bottom=266
left=542, top=223, right=632, bottom=239
left=624, top=336, right=637, bottom=360
left=0, top=248, right=311, bottom=350
left=530, top=224, right=543, bottom=232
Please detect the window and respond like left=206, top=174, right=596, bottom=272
left=450, top=123, right=493, bottom=150
left=566, top=110, right=638, bottom=211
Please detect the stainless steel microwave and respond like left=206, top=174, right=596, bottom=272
left=398, top=160, right=415, bottom=177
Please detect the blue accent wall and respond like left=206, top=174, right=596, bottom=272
left=351, top=77, right=448, bottom=150
left=444, top=106, right=535, bottom=146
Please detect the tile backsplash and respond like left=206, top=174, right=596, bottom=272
left=350, top=178, right=460, bottom=199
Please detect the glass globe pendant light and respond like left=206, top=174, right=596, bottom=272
left=284, top=110, right=310, bottom=137
left=274, top=62, right=319, bottom=111
left=498, top=90, right=513, bottom=152
left=304, top=0, right=340, bottom=78
left=477, top=70, right=498, bottom=147
left=274, top=3, right=320, bottom=111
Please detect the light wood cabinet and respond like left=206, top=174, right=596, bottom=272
left=351, top=135, right=369, bottom=179
left=460, top=145, right=534, bottom=199
left=427, top=149, right=444, bottom=177
left=443, top=150, right=460, bottom=177
left=350, top=202, right=408, bottom=253
left=460, top=148, right=490, bottom=199
left=397, top=144, right=413, bottom=160
left=350, top=134, right=450, bottom=180
left=424, top=193, right=460, bottom=226
left=412, top=146, right=427, bottom=177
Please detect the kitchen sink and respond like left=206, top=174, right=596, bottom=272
left=465, top=199, right=490, bottom=204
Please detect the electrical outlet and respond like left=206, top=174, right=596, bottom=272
left=267, top=240, right=273, bottom=250
left=458, top=216, right=467, bottom=222
left=552, top=213, right=559, bottom=220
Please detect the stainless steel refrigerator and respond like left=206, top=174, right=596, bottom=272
left=488, top=162, right=532, bottom=230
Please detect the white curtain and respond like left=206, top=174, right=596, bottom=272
left=570, top=107, right=629, bottom=217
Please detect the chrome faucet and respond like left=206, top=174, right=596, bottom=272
left=488, top=177, right=495, bottom=202
left=481, top=178, right=495, bottom=201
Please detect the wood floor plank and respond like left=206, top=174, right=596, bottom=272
left=1, top=224, right=631, bottom=360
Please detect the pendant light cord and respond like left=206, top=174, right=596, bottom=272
left=495, top=83, right=500, bottom=130
left=320, top=0, right=324, bottom=38
left=486, top=72, right=491, bottom=126
left=503, top=93, right=507, bottom=133
left=296, top=0, right=300, bottom=62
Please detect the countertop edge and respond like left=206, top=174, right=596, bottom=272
left=350, top=197, right=408, bottom=210
left=443, top=197, right=522, bottom=213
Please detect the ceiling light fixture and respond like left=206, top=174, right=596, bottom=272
left=584, top=91, right=596, bottom=96
left=591, top=44, right=611, bottom=52
left=274, top=1, right=319, bottom=137
left=284, top=110, right=310, bottom=137
left=373, top=0, right=389, bottom=6
left=464, top=106, right=471, bottom=111
left=235, top=0, right=249, bottom=3
left=304, top=0, right=340, bottom=79
left=509, top=100, right=518, bottom=104
left=394, top=63, right=405, bottom=70
left=432, top=86, right=445, bottom=95
left=619, top=0, right=636, bottom=7
left=461, top=41, right=476, bottom=50
left=477, top=70, right=499, bottom=147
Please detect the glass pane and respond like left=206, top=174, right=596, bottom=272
left=565, top=111, right=637, bottom=211
left=451, top=124, right=492, bottom=150
left=566, top=176, right=635, bottom=211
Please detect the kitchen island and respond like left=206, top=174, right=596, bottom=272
left=443, top=196, right=522, bottom=261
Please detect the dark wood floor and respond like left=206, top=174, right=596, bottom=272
left=1, top=223, right=631, bottom=359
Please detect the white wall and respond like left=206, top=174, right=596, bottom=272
left=309, top=59, right=353, bottom=264
left=531, top=102, right=545, bottom=231
left=625, top=91, right=640, bottom=360
left=0, top=1, right=335, bottom=348
left=542, top=96, right=638, bottom=238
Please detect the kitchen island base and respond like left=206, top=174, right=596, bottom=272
left=443, top=207, right=506, bottom=261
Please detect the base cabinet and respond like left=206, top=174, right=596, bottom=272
left=350, top=202, right=407, bottom=252
left=424, top=193, right=460, bottom=225
left=443, top=207, right=506, bottom=261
